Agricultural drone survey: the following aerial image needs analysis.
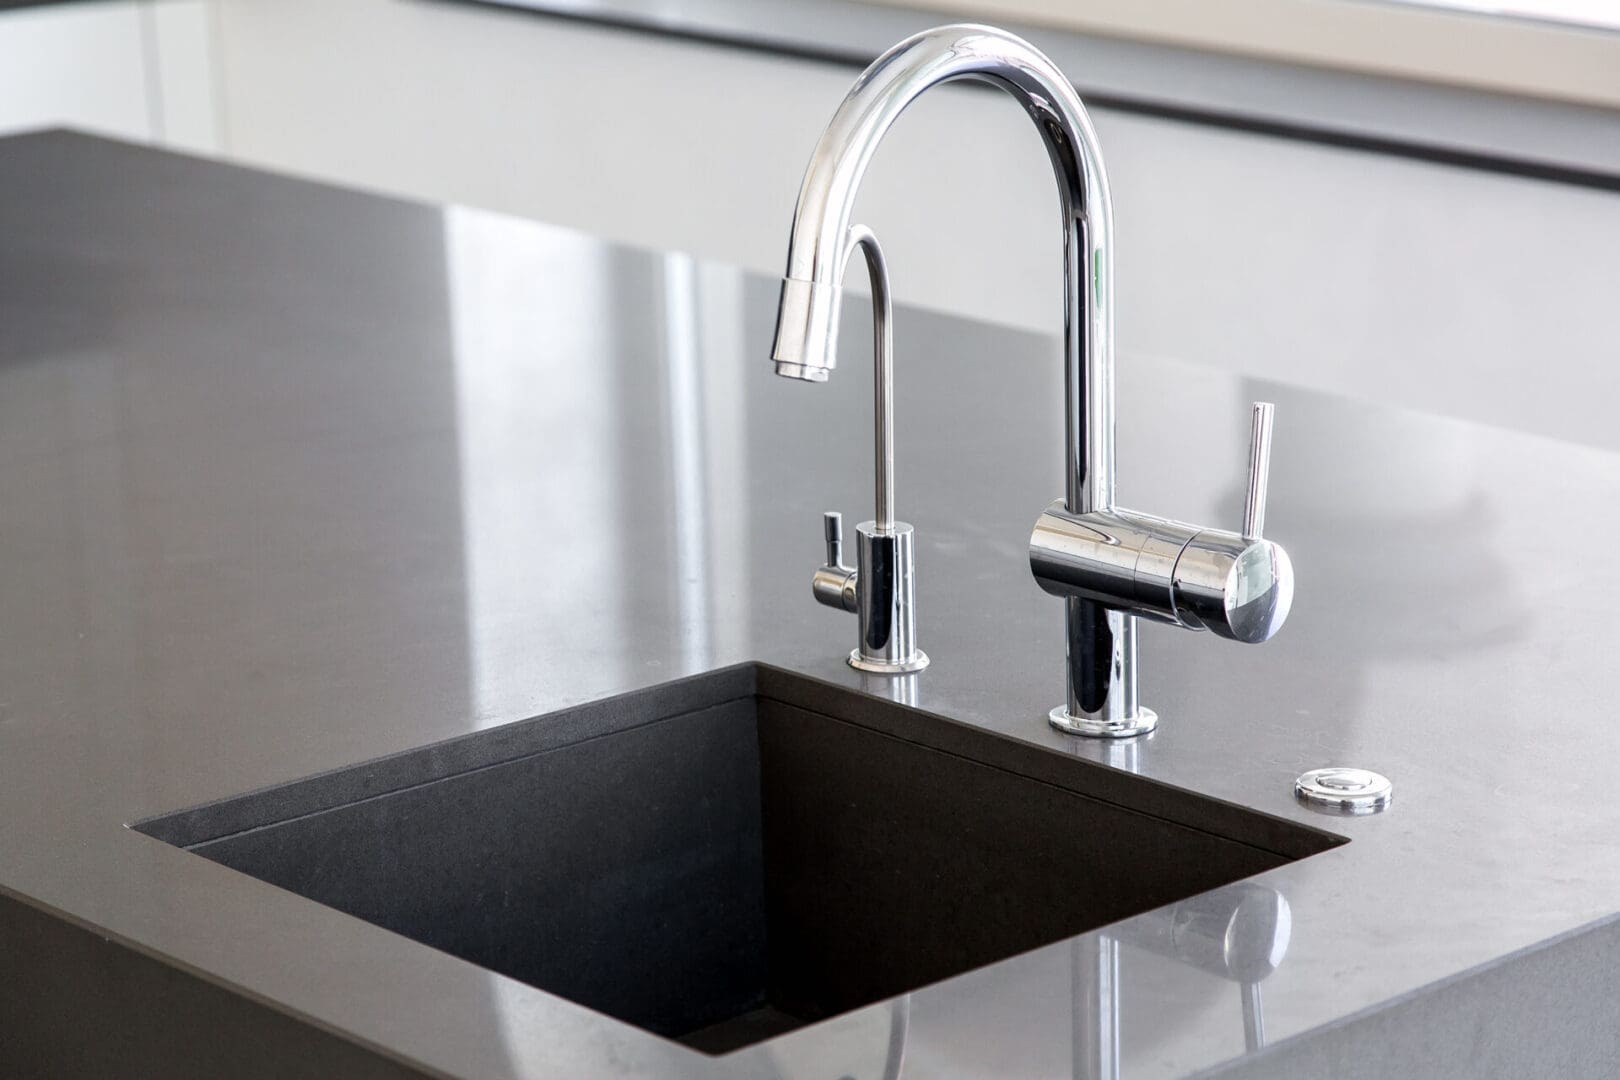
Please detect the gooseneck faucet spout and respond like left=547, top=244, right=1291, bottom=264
left=775, top=25, right=1294, bottom=735
left=771, top=24, right=1116, bottom=515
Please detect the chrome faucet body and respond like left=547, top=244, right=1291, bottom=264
left=809, top=226, right=929, bottom=673
left=773, top=25, right=1292, bottom=734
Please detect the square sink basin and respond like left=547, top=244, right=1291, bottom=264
left=135, top=664, right=1340, bottom=1055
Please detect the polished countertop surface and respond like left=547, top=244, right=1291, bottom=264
left=3, top=130, right=1620, bottom=1077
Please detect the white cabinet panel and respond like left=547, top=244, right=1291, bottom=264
left=149, top=0, right=220, bottom=152
left=0, top=0, right=217, bottom=149
left=0, top=1, right=152, bottom=139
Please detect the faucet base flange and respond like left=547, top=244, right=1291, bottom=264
left=849, top=649, right=930, bottom=675
left=1048, top=705, right=1157, bottom=739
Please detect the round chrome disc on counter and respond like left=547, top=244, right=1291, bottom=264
left=1294, top=767, right=1392, bottom=814
left=848, top=648, right=929, bottom=674
left=1049, top=705, right=1158, bottom=739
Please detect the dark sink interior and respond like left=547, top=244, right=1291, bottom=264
left=134, top=663, right=1341, bottom=1055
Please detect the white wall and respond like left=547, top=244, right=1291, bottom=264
left=206, top=0, right=1620, bottom=449
left=0, top=0, right=218, bottom=151
left=893, top=0, right=1620, bottom=108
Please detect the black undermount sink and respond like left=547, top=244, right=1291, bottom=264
left=134, top=664, right=1341, bottom=1055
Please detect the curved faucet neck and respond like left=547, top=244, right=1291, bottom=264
left=770, top=23, right=1117, bottom=514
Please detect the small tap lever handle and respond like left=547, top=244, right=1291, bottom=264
left=813, top=511, right=860, bottom=613
left=1242, top=402, right=1274, bottom=541
left=824, top=511, right=844, bottom=568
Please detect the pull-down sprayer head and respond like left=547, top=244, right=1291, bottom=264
left=773, top=277, right=840, bottom=382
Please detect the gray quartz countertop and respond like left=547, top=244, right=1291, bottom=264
left=3, top=130, right=1620, bottom=1078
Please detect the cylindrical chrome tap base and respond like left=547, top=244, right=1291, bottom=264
left=1048, top=597, right=1151, bottom=738
left=1049, top=704, right=1157, bottom=738
left=850, top=648, right=930, bottom=674
left=849, top=520, right=928, bottom=674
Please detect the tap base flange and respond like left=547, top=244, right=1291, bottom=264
left=1048, top=705, right=1157, bottom=739
left=1294, top=767, right=1391, bottom=814
left=849, top=649, right=929, bottom=674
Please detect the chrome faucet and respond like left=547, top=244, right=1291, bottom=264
left=808, top=225, right=929, bottom=673
left=772, top=24, right=1293, bottom=736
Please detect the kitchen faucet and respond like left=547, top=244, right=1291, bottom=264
left=807, top=224, right=929, bottom=673
left=772, top=24, right=1293, bottom=736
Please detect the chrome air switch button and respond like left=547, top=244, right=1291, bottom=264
left=1294, top=768, right=1393, bottom=814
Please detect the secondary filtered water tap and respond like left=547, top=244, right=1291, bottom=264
left=808, top=226, right=928, bottom=673
left=772, top=24, right=1292, bottom=734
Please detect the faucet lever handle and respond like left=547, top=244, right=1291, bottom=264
left=823, top=511, right=845, bottom=568
left=1242, top=402, right=1275, bottom=541
left=813, top=511, right=860, bottom=614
